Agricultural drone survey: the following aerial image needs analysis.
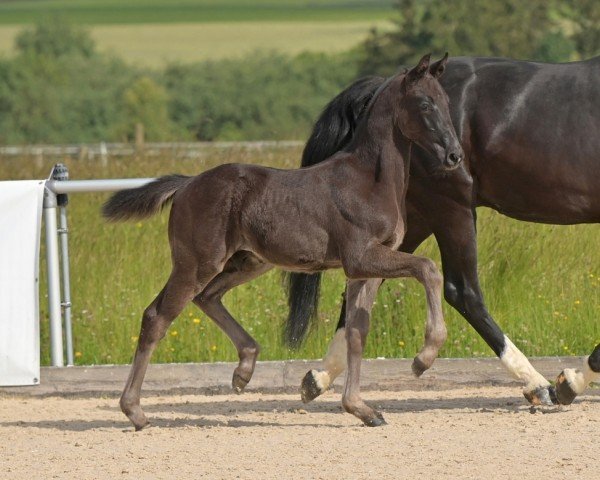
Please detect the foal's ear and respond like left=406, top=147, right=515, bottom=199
left=405, top=53, right=431, bottom=85
left=429, top=52, right=448, bottom=78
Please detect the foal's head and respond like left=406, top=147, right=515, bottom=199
left=396, top=53, right=463, bottom=170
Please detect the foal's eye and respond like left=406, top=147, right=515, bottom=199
left=420, top=103, right=431, bottom=112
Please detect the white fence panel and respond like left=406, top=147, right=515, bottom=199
left=0, top=180, right=45, bottom=385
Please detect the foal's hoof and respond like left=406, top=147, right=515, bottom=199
left=523, top=386, right=557, bottom=406
left=125, top=411, right=150, bottom=431
left=300, top=370, right=328, bottom=403
left=120, top=400, right=150, bottom=431
left=554, top=371, right=577, bottom=405
left=232, top=372, right=250, bottom=394
left=134, top=420, right=151, bottom=432
left=411, top=356, right=429, bottom=377
left=364, top=411, right=387, bottom=427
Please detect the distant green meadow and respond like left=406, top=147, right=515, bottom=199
left=0, top=0, right=395, bottom=25
left=3, top=147, right=599, bottom=366
left=0, top=1, right=395, bottom=66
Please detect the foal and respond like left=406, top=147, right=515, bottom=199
left=104, top=54, right=463, bottom=429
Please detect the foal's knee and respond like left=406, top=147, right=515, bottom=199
left=421, top=259, right=443, bottom=288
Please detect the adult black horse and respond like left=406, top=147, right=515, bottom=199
left=286, top=55, right=600, bottom=407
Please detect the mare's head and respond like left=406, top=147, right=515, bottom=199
left=396, top=53, right=463, bottom=170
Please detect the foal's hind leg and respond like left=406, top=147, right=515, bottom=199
left=194, top=252, right=272, bottom=393
left=120, top=268, right=211, bottom=430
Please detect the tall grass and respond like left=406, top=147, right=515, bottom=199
left=2, top=145, right=599, bottom=365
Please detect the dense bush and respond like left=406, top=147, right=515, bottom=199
left=164, top=52, right=357, bottom=141
left=0, top=19, right=358, bottom=144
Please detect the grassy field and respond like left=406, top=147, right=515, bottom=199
left=3, top=146, right=599, bottom=366
left=0, top=0, right=394, bottom=66
left=88, top=21, right=392, bottom=67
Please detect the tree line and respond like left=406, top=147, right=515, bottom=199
left=0, top=1, right=597, bottom=145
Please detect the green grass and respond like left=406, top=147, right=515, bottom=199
left=0, top=1, right=395, bottom=25
left=2, top=146, right=599, bottom=366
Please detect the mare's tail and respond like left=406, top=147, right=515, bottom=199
left=284, top=76, right=385, bottom=348
left=102, top=174, right=192, bottom=222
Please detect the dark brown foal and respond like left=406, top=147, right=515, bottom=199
left=104, top=53, right=463, bottom=429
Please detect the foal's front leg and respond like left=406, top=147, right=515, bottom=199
left=341, top=244, right=447, bottom=426
left=342, top=279, right=386, bottom=426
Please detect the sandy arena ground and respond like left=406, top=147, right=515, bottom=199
left=1, top=385, right=599, bottom=480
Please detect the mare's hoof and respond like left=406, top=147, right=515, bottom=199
left=554, top=372, right=577, bottom=405
left=364, top=412, right=387, bottom=427
left=411, top=357, right=428, bottom=377
left=523, top=386, right=557, bottom=406
left=300, top=370, right=326, bottom=403
left=232, top=373, right=250, bottom=394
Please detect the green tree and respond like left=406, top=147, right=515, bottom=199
left=358, top=0, right=572, bottom=76
left=557, top=0, right=600, bottom=59
left=120, top=76, right=178, bottom=142
left=15, top=16, right=95, bottom=58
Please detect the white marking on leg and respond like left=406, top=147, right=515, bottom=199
left=322, top=328, right=348, bottom=385
left=500, top=336, right=550, bottom=392
left=562, top=357, right=600, bottom=395
left=309, top=370, right=331, bottom=393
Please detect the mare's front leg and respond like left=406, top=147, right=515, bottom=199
left=431, top=205, right=556, bottom=405
left=342, top=244, right=447, bottom=426
left=555, top=344, right=600, bottom=404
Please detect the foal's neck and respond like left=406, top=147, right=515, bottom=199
left=347, top=78, right=411, bottom=182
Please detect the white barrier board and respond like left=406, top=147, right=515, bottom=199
left=0, top=180, right=45, bottom=386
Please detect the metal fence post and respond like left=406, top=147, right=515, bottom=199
left=53, top=164, right=74, bottom=366
left=43, top=185, right=64, bottom=367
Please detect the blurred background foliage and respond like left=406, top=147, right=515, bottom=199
left=0, top=0, right=597, bottom=145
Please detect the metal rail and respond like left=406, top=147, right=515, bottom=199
left=43, top=166, right=155, bottom=366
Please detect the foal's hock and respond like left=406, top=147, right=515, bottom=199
left=104, top=53, right=462, bottom=429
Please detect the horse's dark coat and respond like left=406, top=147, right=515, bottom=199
left=104, top=55, right=461, bottom=428
left=287, top=55, right=600, bottom=404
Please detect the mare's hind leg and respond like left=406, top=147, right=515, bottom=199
left=120, top=268, right=213, bottom=431
left=342, top=244, right=446, bottom=426
left=555, top=343, right=600, bottom=405
left=194, top=252, right=272, bottom=393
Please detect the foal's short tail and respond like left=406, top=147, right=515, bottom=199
left=284, top=75, right=385, bottom=348
left=102, top=174, right=192, bottom=222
